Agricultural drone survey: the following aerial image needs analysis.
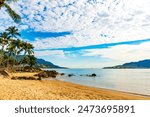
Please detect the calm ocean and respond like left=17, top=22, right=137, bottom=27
left=46, top=69, right=150, bottom=96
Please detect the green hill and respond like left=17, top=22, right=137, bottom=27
left=36, top=58, right=65, bottom=68
left=103, top=59, right=150, bottom=69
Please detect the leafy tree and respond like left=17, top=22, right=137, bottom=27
left=27, top=55, right=37, bottom=67
left=0, top=26, right=36, bottom=70
left=0, top=32, right=10, bottom=66
left=0, top=32, right=10, bottom=51
left=6, top=26, right=21, bottom=38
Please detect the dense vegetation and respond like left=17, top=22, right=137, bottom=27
left=0, top=1, right=37, bottom=71
left=0, top=26, right=36, bottom=70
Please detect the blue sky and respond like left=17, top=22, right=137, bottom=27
left=0, top=0, right=150, bottom=68
left=21, top=30, right=72, bottom=41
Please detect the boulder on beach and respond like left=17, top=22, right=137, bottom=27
left=60, top=73, right=65, bottom=76
left=34, top=70, right=59, bottom=78
left=11, top=76, right=37, bottom=80
left=86, top=73, right=97, bottom=77
left=91, top=73, right=96, bottom=77
left=68, top=74, right=75, bottom=77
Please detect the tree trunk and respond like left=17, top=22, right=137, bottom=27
left=0, top=0, right=5, bottom=8
left=20, top=51, right=26, bottom=71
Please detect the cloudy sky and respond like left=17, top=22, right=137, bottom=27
left=0, top=0, right=150, bottom=68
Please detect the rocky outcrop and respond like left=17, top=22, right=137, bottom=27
left=34, top=70, right=59, bottom=78
left=86, top=73, right=97, bottom=77
left=68, top=74, right=75, bottom=77
left=11, top=76, right=38, bottom=80
left=60, top=73, right=65, bottom=76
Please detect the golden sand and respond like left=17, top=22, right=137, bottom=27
left=0, top=72, right=149, bottom=100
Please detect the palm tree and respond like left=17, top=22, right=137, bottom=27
left=6, top=26, right=21, bottom=38
left=19, top=42, right=34, bottom=69
left=22, top=42, right=34, bottom=57
left=28, top=55, right=36, bottom=67
left=0, top=33, right=9, bottom=66
left=0, top=0, right=21, bottom=23
left=22, top=55, right=36, bottom=67
left=0, top=32, right=9, bottom=66
left=7, top=39, right=21, bottom=61
left=5, top=26, right=21, bottom=61
left=0, top=32, right=10, bottom=51
left=0, top=26, right=37, bottom=70
left=6, top=39, right=18, bottom=68
left=0, top=37, right=3, bottom=50
left=2, top=53, right=9, bottom=67
left=7, top=39, right=15, bottom=56
left=0, top=26, right=21, bottom=67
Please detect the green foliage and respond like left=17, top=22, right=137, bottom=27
left=0, top=26, right=36, bottom=70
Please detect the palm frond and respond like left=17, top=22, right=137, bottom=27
left=0, top=0, right=19, bottom=8
left=3, top=3, right=21, bottom=23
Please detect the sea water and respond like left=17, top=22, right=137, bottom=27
left=46, top=69, right=150, bottom=96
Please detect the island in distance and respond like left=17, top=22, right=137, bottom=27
left=103, top=59, right=150, bottom=69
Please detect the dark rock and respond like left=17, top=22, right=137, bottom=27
left=34, top=72, right=48, bottom=78
left=34, top=70, right=59, bottom=78
left=68, top=74, right=75, bottom=77
left=89, top=73, right=96, bottom=77
left=45, top=70, right=58, bottom=78
left=60, top=73, right=65, bottom=76
left=11, top=76, right=37, bottom=80
left=11, top=77, right=16, bottom=80
left=37, top=77, right=42, bottom=80
left=86, top=73, right=97, bottom=77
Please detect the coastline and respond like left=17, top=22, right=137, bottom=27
left=0, top=73, right=150, bottom=100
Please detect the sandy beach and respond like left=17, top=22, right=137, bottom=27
left=0, top=72, right=149, bottom=100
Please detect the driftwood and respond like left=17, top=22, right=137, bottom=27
left=0, top=68, right=10, bottom=78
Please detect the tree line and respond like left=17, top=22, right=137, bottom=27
left=0, top=0, right=37, bottom=71
left=0, top=26, right=36, bottom=70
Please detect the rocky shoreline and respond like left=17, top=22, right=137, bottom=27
left=0, top=68, right=59, bottom=80
left=0, top=68, right=98, bottom=80
left=0, top=68, right=150, bottom=100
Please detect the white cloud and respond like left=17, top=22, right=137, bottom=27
left=1, top=0, right=150, bottom=49
left=34, top=50, right=66, bottom=58
left=82, top=42, right=150, bottom=63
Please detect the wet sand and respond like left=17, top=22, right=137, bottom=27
left=0, top=72, right=149, bottom=100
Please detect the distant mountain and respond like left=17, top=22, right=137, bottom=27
left=16, top=55, right=64, bottom=68
left=103, top=60, right=150, bottom=69
left=36, top=58, right=65, bottom=68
